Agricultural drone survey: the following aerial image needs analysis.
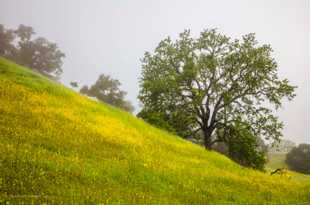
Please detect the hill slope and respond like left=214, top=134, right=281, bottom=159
left=0, top=58, right=309, bottom=204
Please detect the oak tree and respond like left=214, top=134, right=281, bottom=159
left=139, top=29, right=296, bottom=151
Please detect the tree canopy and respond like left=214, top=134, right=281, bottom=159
left=0, top=24, right=65, bottom=80
left=81, top=74, right=134, bottom=113
left=138, top=29, right=296, bottom=168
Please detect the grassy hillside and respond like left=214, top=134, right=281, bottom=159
left=0, top=58, right=310, bottom=204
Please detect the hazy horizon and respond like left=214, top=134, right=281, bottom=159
left=1, top=0, right=309, bottom=144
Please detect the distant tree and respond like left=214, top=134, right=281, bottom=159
left=0, top=24, right=65, bottom=80
left=70, top=81, right=79, bottom=88
left=286, top=144, right=310, bottom=174
left=121, top=100, right=135, bottom=114
left=14, top=24, right=35, bottom=42
left=268, top=139, right=296, bottom=153
left=81, top=74, right=134, bottom=113
left=0, top=25, right=16, bottom=57
left=139, top=29, right=296, bottom=152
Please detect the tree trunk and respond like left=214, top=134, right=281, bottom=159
left=203, top=127, right=213, bottom=150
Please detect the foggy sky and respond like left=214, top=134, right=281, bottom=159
left=1, top=0, right=309, bottom=143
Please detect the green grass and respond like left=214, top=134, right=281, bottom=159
left=267, top=153, right=310, bottom=183
left=0, top=57, right=310, bottom=204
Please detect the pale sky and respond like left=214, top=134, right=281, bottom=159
left=1, top=0, right=309, bottom=143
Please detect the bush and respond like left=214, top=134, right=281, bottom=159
left=285, top=144, right=310, bottom=174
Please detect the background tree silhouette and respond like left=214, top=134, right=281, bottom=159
left=81, top=74, right=134, bottom=113
left=0, top=24, right=65, bottom=80
left=286, top=144, right=310, bottom=174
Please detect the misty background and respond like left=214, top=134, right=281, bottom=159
left=1, top=0, right=309, bottom=143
